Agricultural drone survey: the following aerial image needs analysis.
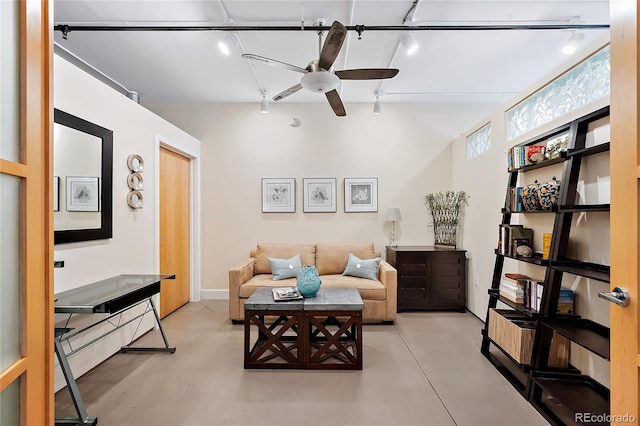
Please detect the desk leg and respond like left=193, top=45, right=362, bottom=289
left=54, top=337, right=97, bottom=426
left=121, top=296, right=176, bottom=353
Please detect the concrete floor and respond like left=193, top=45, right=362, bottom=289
left=55, top=300, right=549, bottom=426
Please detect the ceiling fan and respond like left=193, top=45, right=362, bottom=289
left=242, top=20, right=399, bottom=117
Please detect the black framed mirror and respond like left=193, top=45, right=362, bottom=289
left=54, top=109, right=113, bottom=244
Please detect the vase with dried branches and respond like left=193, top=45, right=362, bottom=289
left=424, top=190, right=469, bottom=247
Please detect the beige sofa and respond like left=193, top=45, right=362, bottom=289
left=229, top=242, right=397, bottom=323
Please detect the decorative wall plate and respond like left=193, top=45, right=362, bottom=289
left=127, top=191, right=143, bottom=209
left=127, top=172, right=144, bottom=191
left=127, top=154, right=144, bottom=172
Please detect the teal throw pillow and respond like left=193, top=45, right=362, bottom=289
left=267, top=255, right=302, bottom=281
left=342, top=253, right=381, bottom=281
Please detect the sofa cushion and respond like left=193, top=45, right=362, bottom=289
left=342, top=253, right=381, bottom=280
left=239, top=274, right=297, bottom=298
left=320, top=275, right=386, bottom=300
left=315, top=243, right=377, bottom=275
left=268, top=255, right=302, bottom=280
left=252, top=244, right=316, bottom=275
left=239, top=274, right=387, bottom=300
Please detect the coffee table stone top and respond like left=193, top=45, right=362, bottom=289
left=245, top=287, right=363, bottom=311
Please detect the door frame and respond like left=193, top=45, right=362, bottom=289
left=154, top=136, right=201, bottom=302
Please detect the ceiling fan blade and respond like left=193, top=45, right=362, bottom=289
left=318, top=21, right=347, bottom=71
left=242, top=54, right=308, bottom=74
left=325, top=89, right=346, bottom=117
left=273, top=83, right=303, bottom=101
left=335, top=68, right=400, bottom=80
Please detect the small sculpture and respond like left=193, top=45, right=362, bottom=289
left=516, top=245, right=533, bottom=257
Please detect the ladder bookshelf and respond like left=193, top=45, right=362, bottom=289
left=480, top=105, right=611, bottom=425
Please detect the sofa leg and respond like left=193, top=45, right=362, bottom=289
left=231, top=319, right=244, bottom=325
left=381, top=320, right=394, bottom=325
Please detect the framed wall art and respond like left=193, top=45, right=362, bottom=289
left=66, top=176, right=100, bottom=212
left=344, top=177, right=378, bottom=212
left=262, top=178, right=296, bottom=213
left=303, top=178, right=337, bottom=212
left=53, top=176, right=60, bottom=212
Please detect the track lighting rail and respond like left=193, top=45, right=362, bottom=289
left=55, top=23, right=609, bottom=34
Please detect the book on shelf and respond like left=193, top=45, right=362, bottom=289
left=557, top=287, right=575, bottom=314
left=272, top=287, right=303, bottom=301
left=542, top=233, right=552, bottom=260
left=525, top=279, right=544, bottom=311
left=525, top=145, right=546, bottom=165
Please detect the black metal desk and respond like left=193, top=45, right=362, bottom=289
left=54, top=274, right=176, bottom=425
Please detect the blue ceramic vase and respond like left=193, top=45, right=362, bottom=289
left=296, top=265, right=322, bottom=297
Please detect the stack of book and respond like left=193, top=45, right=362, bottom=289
left=558, top=288, right=575, bottom=314
left=506, top=144, right=546, bottom=170
left=499, top=273, right=530, bottom=304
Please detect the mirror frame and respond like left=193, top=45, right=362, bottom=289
left=54, top=108, right=113, bottom=244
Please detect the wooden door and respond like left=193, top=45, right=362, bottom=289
left=159, top=147, right=191, bottom=317
left=610, top=0, right=639, bottom=422
left=0, top=0, right=54, bottom=424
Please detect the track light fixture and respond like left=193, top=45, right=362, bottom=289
left=562, top=31, right=585, bottom=55
left=373, top=95, right=382, bottom=114
left=260, top=93, right=269, bottom=114
left=218, top=33, right=239, bottom=56
left=400, top=32, right=419, bottom=56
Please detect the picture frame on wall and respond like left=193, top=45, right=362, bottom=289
left=344, top=177, right=378, bottom=212
left=303, top=178, right=337, bottom=212
left=53, top=176, right=60, bottom=212
left=66, top=176, right=100, bottom=212
left=262, top=178, right=296, bottom=213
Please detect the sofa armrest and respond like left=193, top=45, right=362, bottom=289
left=229, top=258, right=255, bottom=320
left=378, top=260, right=397, bottom=320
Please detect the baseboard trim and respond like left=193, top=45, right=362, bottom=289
left=200, top=289, right=229, bottom=300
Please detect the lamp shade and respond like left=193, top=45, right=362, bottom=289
left=385, top=208, right=402, bottom=222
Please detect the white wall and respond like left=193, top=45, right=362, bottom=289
left=53, top=55, right=201, bottom=390
left=145, top=102, right=497, bottom=298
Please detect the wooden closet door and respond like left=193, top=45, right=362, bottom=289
left=159, top=147, right=191, bottom=317
left=610, top=0, right=640, bottom=421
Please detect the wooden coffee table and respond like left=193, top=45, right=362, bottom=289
left=244, top=287, right=363, bottom=370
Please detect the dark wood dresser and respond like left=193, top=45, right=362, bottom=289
left=386, top=246, right=467, bottom=312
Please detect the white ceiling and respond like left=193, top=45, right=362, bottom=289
left=53, top=1, right=610, bottom=107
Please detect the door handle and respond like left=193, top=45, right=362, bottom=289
left=598, top=286, right=630, bottom=307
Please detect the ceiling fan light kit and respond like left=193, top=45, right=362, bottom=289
left=300, top=71, right=339, bottom=93
left=242, top=20, right=399, bottom=117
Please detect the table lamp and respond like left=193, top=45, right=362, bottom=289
left=385, top=208, right=403, bottom=248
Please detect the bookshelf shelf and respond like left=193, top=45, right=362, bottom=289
left=511, top=155, right=566, bottom=172
left=567, top=142, right=610, bottom=158
left=488, top=289, right=539, bottom=317
left=550, top=260, right=610, bottom=283
left=530, top=373, right=609, bottom=426
left=557, top=204, right=610, bottom=212
left=494, top=250, right=549, bottom=266
left=481, top=105, right=611, bottom=424
left=543, top=319, right=610, bottom=360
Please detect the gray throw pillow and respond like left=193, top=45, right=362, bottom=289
left=342, top=253, right=381, bottom=280
left=267, top=255, right=302, bottom=281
